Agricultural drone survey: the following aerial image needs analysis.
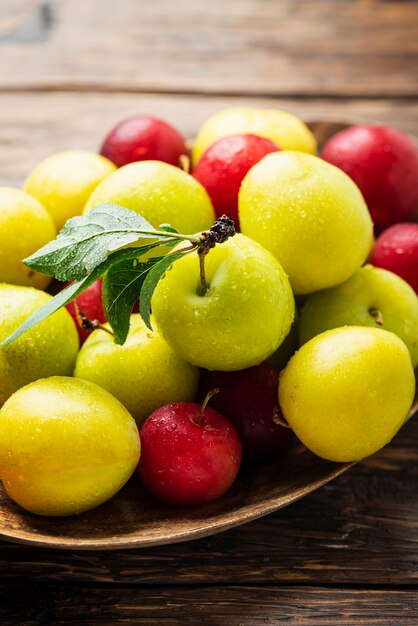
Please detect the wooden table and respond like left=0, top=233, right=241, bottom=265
left=0, top=1, right=417, bottom=623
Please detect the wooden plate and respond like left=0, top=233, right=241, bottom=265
left=0, top=120, right=416, bottom=550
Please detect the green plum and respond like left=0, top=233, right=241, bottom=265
left=192, top=107, right=317, bottom=164
left=0, top=376, right=140, bottom=516
left=84, top=160, right=215, bottom=234
left=74, top=314, right=199, bottom=425
left=239, top=151, right=374, bottom=294
left=0, top=284, right=79, bottom=407
left=151, top=233, right=295, bottom=371
left=279, top=326, right=416, bottom=462
left=299, top=265, right=418, bottom=368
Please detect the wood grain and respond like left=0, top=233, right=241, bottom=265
left=0, top=117, right=416, bottom=551
left=0, top=584, right=417, bottom=625
left=0, top=0, right=417, bottom=96
left=1, top=92, right=418, bottom=187
left=1, top=1, right=418, bottom=622
left=1, top=416, right=417, bottom=585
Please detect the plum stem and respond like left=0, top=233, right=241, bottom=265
left=179, top=154, right=191, bottom=173
left=198, top=252, right=208, bottom=296
left=369, top=307, right=384, bottom=326
left=273, top=408, right=291, bottom=429
left=197, top=388, right=220, bottom=426
left=196, top=215, right=236, bottom=297
left=75, top=303, right=114, bottom=337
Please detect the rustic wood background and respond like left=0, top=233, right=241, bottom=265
left=0, top=1, right=417, bottom=624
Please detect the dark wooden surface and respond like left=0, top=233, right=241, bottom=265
left=0, top=0, right=417, bottom=96
left=1, top=1, right=418, bottom=624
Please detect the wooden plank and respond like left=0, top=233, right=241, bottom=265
left=1, top=417, right=417, bottom=586
left=1, top=92, right=418, bottom=187
left=0, top=92, right=417, bottom=588
left=0, top=0, right=417, bottom=96
left=0, top=584, right=417, bottom=625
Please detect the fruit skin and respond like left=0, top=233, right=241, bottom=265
left=0, top=187, right=56, bottom=289
left=239, top=151, right=373, bottom=294
left=100, top=115, right=188, bottom=168
left=138, top=402, right=242, bottom=507
left=279, top=327, right=416, bottom=463
left=370, top=223, right=418, bottom=294
left=192, top=108, right=316, bottom=164
left=267, top=310, right=299, bottom=371
left=0, top=284, right=79, bottom=407
left=0, top=376, right=140, bottom=516
left=152, top=234, right=295, bottom=371
left=299, top=265, right=418, bottom=368
left=322, top=126, right=418, bottom=232
left=23, top=150, right=116, bottom=230
left=74, top=314, right=199, bottom=426
left=192, top=134, right=279, bottom=227
left=66, top=278, right=106, bottom=344
left=200, top=363, right=294, bottom=465
left=84, top=160, right=215, bottom=234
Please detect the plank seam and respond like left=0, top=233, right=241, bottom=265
left=0, top=86, right=417, bottom=100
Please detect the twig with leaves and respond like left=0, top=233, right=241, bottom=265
left=1, top=205, right=235, bottom=347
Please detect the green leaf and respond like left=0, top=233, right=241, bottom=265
left=24, top=204, right=162, bottom=282
left=0, top=267, right=105, bottom=346
left=158, top=224, right=182, bottom=248
left=159, top=224, right=179, bottom=234
left=0, top=209, right=239, bottom=349
left=102, top=253, right=163, bottom=345
left=1, top=238, right=191, bottom=347
left=139, top=249, right=193, bottom=330
left=0, top=208, right=238, bottom=349
left=0, top=242, right=171, bottom=347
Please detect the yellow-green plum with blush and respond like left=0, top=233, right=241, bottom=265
left=192, top=108, right=316, bottom=164
left=239, top=151, right=373, bottom=294
left=0, top=188, right=56, bottom=289
left=0, top=284, right=79, bottom=407
left=151, top=234, right=295, bottom=371
left=84, top=161, right=215, bottom=235
left=299, top=265, right=418, bottom=367
left=0, top=377, right=140, bottom=516
left=74, top=314, right=199, bottom=425
left=279, top=326, right=415, bottom=462
left=23, top=151, right=116, bottom=230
